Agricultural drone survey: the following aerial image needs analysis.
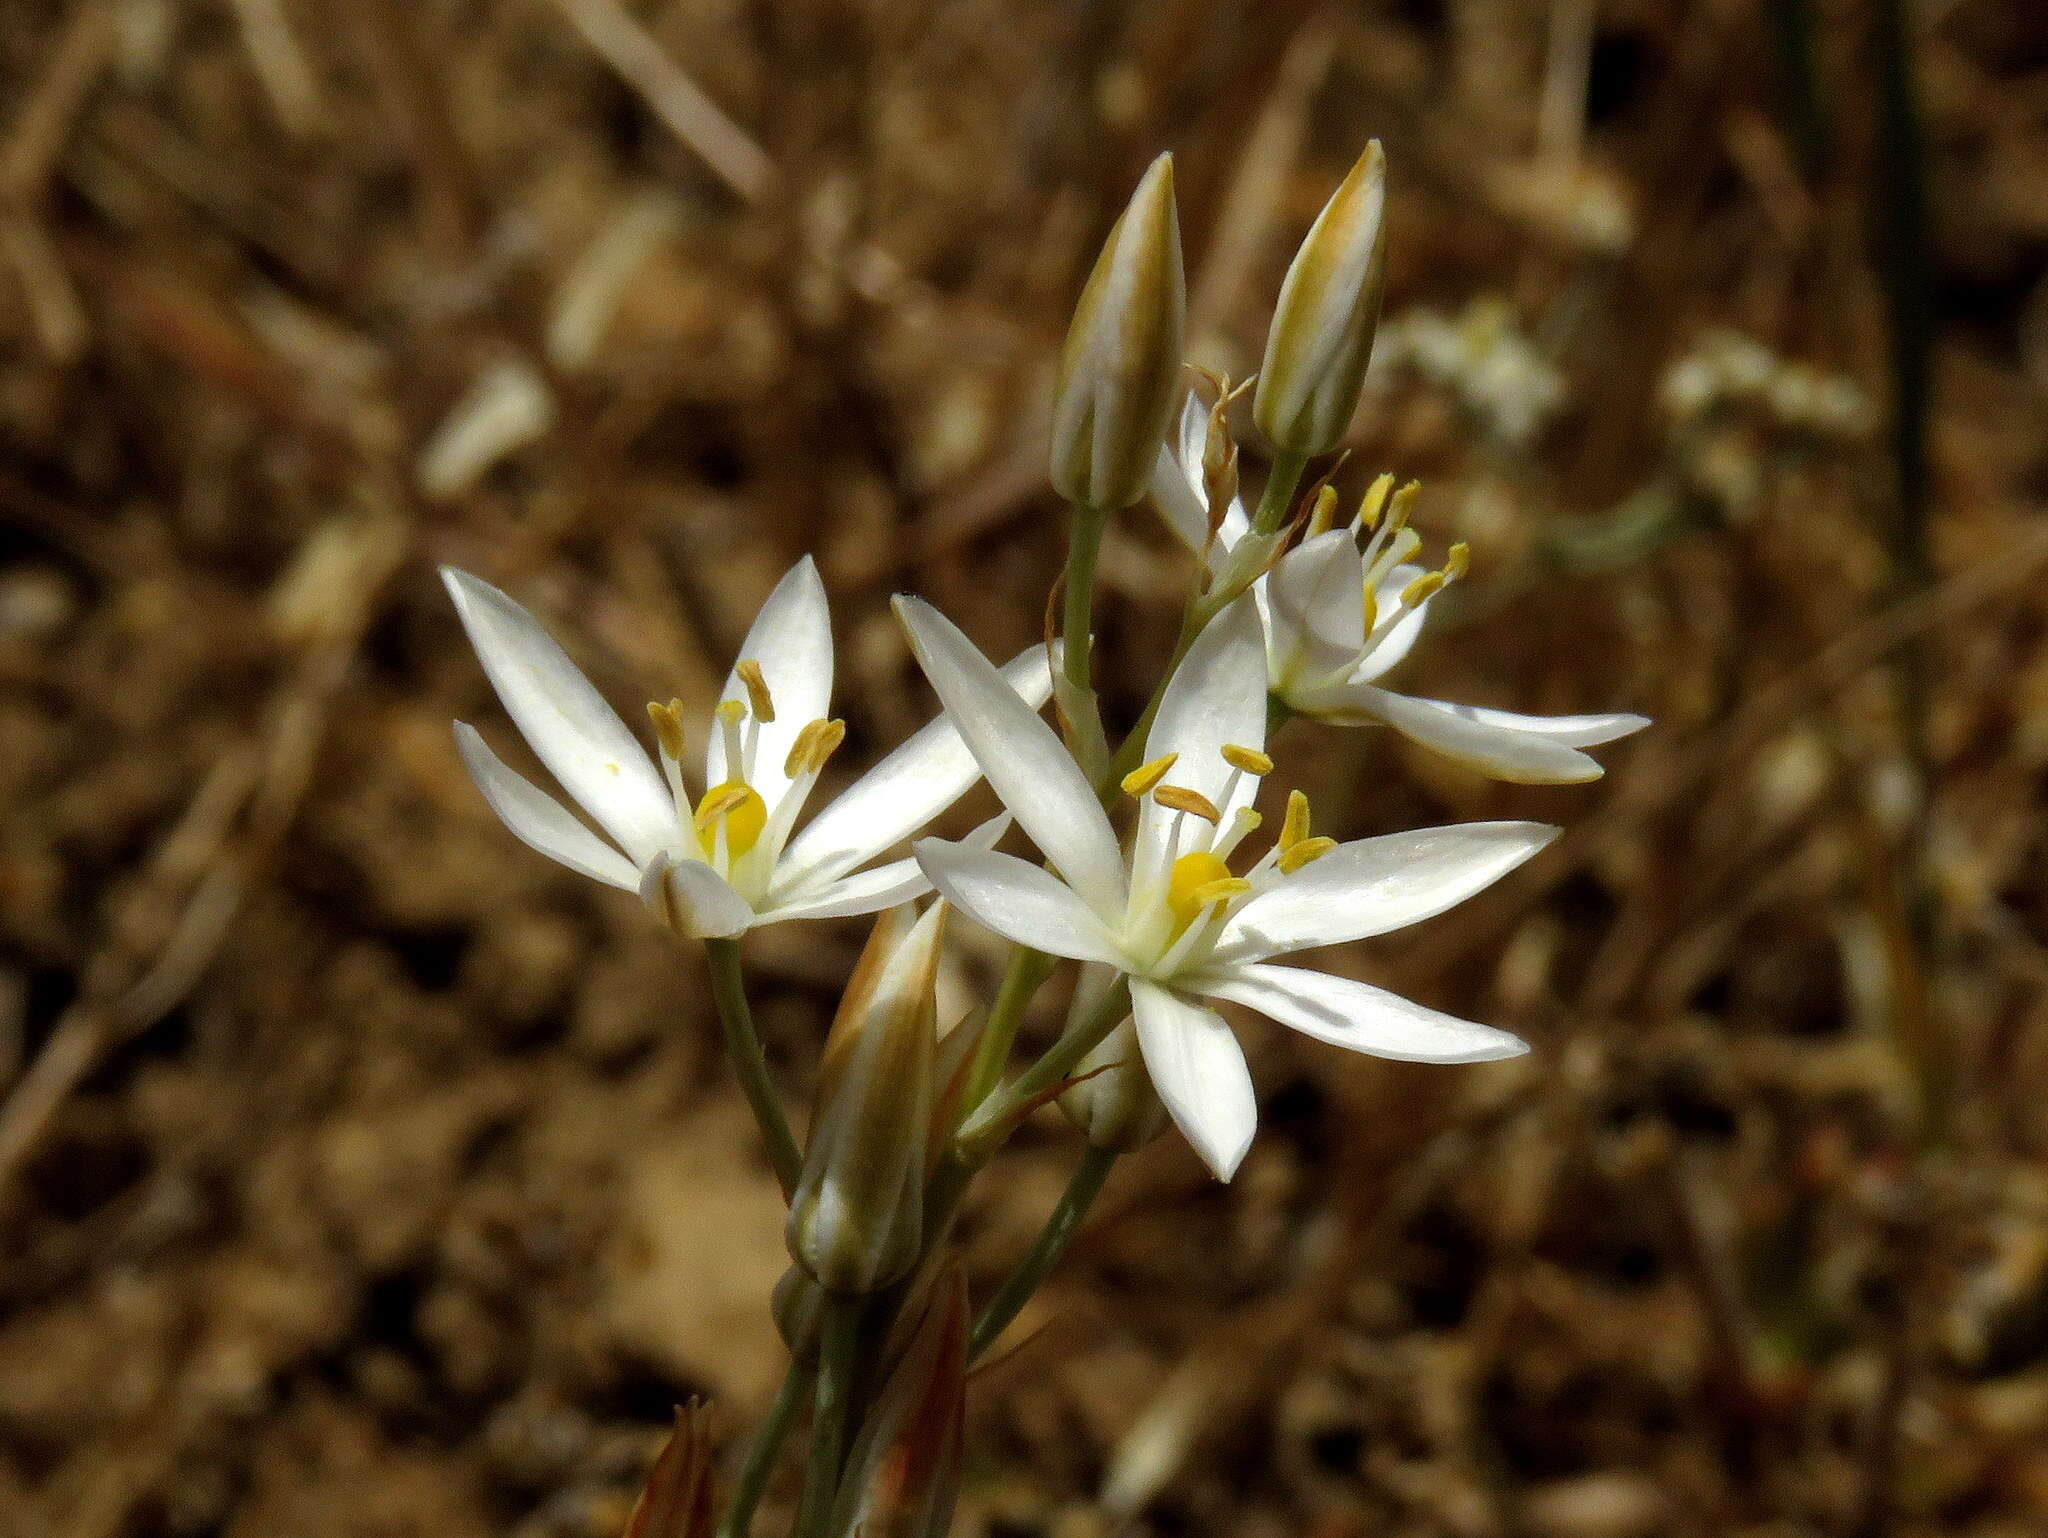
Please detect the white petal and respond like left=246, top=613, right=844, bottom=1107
left=442, top=568, right=677, bottom=865
left=642, top=856, right=756, bottom=938
left=1347, top=562, right=1432, bottom=682
left=773, top=644, right=1057, bottom=892
left=1332, top=685, right=1619, bottom=783
left=758, top=856, right=931, bottom=923
left=1137, top=594, right=1268, bottom=867
left=1217, top=822, right=1558, bottom=962
left=1149, top=392, right=1249, bottom=563
left=1131, top=979, right=1257, bottom=1181
left=893, top=597, right=1126, bottom=921
left=912, top=838, right=1124, bottom=966
left=706, top=556, right=835, bottom=814
left=1150, top=441, right=1210, bottom=556
left=1419, top=705, right=1651, bottom=748
left=1200, top=962, right=1528, bottom=1063
left=1265, top=529, right=1369, bottom=681
left=453, top=723, right=642, bottom=890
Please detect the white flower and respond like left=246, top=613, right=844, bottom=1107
left=1151, top=395, right=1648, bottom=783
left=444, top=558, right=1054, bottom=937
left=896, top=592, right=1548, bottom=1181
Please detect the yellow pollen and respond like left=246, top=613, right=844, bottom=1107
left=1279, top=789, right=1312, bottom=851
left=1221, top=744, right=1273, bottom=776
left=1444, top=542, right=1471, bottom=581
left=735, top=659, right=776, bottom=722
left=1152, top=784, right=1220, bottom=823
left=647, top=700, right=686, bottom=761
left=784, top=717, right=847, bottom=778
left=1121, top=753, right=1179, bottom=798
left=1400, top=570, right=1445, bottom=607
left=1167, top=850, right=1234, bottom=930
left=1278, top=835, right=1337, bottom=874
left=1357, top=472, right=1395, bottom=530
left=1361, top=578, right=1378, bottom=634
left=1306, top=484, right=1339, bottom=537
left=694, top=780, right=767, bottom=857
left=1385, top=481, right=1420, bottom=533
left=715, top=699, right=746, bottom=728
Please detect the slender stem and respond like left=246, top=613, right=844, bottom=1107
left=793, top=1297, right=861, bottom=1538
left=1251, top=451, right=1308, bottom=534
left=716, top=1359, right=814, bottom=1538
left=703, top=937, right=802, bottom=1200
left=961, top=947, right=1056, bottom=1117
left=955, top=975, right=1132, bottom=1161
left=1062, top=502, right=1108, bottom=693
left=969, top=1144, right=1117, bottom=1359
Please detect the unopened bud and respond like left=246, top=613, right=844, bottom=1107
left=1253, top=142, right=1389, bottom=458
left=772, top=1264, right=825, bottom=1364
left=1049, top=153, right=1187, bottom=510
left=622, top=1402, right=717, bottom=1538
left=1059, top=970, right=1167, bottom=1152
left=786, top=904, right=944, bottom=1294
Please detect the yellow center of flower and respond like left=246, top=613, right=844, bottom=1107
left=695, top=779, right=767, bottom=858
left=1167, top=850, right=1235, bottom=932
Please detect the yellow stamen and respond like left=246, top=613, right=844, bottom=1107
left=1360, top=577, right=1378, bottom=634
left=1357, top=472, right=1395, bottom=530
left=784, top=717, right=847, bottom=778
left=1192, top=875, right=1253, bottom=906
left=694, top=780, right=767, bottom=857
left=1221, top=744, right=1272, bottom=776
left=1400, top=570, right=1445, bottom=607
left=1152, top=784, right=1220, bottom=823
left=647, top=700, right=686, bottom=761
left=1279, top=788, right=1312, bottom=851
left=1166, top=850, right=1233, bottom=930
left=715, top=699, right=746, bottom=729
left=1278, top=835, right=1337, bottom=874
left=1385, top=480, right=1419, bottom=534
left=1444, top=542, right=1471, bottom=581
left=735, top=659, right=776, bottom=723
left=1305, top=484, right=1339, bottom=537
left=1121, top=753, right=1179, bottom=799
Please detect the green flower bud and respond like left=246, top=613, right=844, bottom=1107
left=771, top=1263, right=824, bottom=1364
left=786, top=904, right=944, bottom=1294
left=1253, top=141, right=1389, bottom=458
left=1058, top=971, right=1167, bottom=1152
left=1049, top=153, right=1187, bottom=510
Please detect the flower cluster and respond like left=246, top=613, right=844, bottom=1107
left=441, top=142, right=1645, bottom=1536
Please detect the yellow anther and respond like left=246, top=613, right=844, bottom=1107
left=1306, top=484, right=1339, bottom=537
left=715, top=698, right=746, bottom=729
left=784, top=717, right=847, bottom=778
left=1221, top=744, right=1273, bottom=776
left=1279, top=788, right=1312, bottom=851
left=1385, top=480, right=1420, bottom=533
left=1152, top=784, right=1220, bottom=823
left=647, top=700, right=687, bottom=761
left=1192, top=875, right=1253, bottom=906
left=1444, top=542, right=1471, bottom=581
left=694, top=780, right=768, bottom=857
left=1360, top=577, right=1378, bottom=634
left=1277, top=835, right=1337, bottom=874
left=1230, top=806, right=1264, bottom=836
left=1357, top=472, right=1396, bottom=531
left=1166, top=850, right=1233, bottom=930
left=1400, top=570, right=1446, bottom=607
left=735, top=659, right=776, bottom=723
left=1121, top=752, right=1180, bottom=799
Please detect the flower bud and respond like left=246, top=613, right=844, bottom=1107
left=772, top=1264, right=825, bottom=1364
left=826, top=1262, right=969, bottom=1538
left=786, top=904, right=944, bottom=1294
left=1058, top=969, right=1167, bottom=1152
left=622, top=1403, right=717, bottom=1538
left=1049, top=153, right=1187, bottom=510
left=1253, top=141, right=1389, bottom=458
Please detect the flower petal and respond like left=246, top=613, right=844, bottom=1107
left=1217, top=821, right=1558, bottom=963
left=912, top=838, right=1123, bottom=966
left=706, top=556, right=835, bottom=814
left=773, top=644, right=1058, bottom=894
left=1264, top=529, right=1369, bottom=682
left=1148, top=392, right=1248, bottom=562
left=1346, top=561, right=1431, bottom=682
left=1331, top=685, right=1625, bottom=782
left=642, top=855, right=755, bottom=938
left=1131, top=979, right=1257, bottom=1181
left=442, top=568, right=677, bottom=865
left=893, top=598, right=1126, bottom=920
left=1200, top=962, right=1528, bottom=1063
left=1137, top=593, right=1268, bottom=868
left=453, top=723, right=642, bottom=890
left=758, top=855, right=931, bottom=923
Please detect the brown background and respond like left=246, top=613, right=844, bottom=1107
left=3, top=1, right=2046, bottom=1535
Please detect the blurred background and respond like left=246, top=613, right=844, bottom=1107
left=3, top=1, right=2047, bottom=1534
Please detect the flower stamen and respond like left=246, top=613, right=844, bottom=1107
left=1122, top=753, right=1180, bottom=799
left=736, top=658, right=777, bottom=723
left=1152, top=784, right=1220, bottom=824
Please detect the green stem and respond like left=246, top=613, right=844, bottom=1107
left=716, top=1359, right=814, bottom=1538
left=704, top=937, right=802, bottom=1200
left=961, top=947, right=1056, bottom=1116
left=1251, top=451, right=1308, bottom=534
left=793, top=1298, right=861, bottom=1538
left=955, top=975, right=1132, bottom=1162
left=969, top=1144, right=1117, bottom=1359
left=1062, top=502, right=1108, bottom=693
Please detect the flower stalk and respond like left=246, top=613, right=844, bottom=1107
left=969, top=1144, right=1117, bottom=1360
left=704, top=936, right=802, bottom=1199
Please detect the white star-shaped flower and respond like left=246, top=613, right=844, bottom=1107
left=1151, top=395, right=1648, bottom=782
left=444, top=558, right=1052, bottom=937
left=897, top=592, right=1549, bottom=1181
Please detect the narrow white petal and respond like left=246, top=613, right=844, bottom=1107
left=1149, top=392, right=1249, bottom=562
left=1150, top=440, right=1211, bottom=556
left=1217, top=822, right=1558, bottom=962
left=1131, top=979, right=1257, bottom=1181
left=913, top=838, right=1124, bottom=966
left=1265, top=530, right=1368, bottom=680
left=1200, top=962, right=1528, bottom=1063
left=1408, top=704, right=1650, bottom=748
left=705, top=556, right=835, bottom=813
left=774, top=644, right=1057, bottom=891
left=893, top=597, right=1126, bottom=920
left=1347, top=562, right=1432, bottom=682
left=453, top=723, right=642, bottom=890
left=758, top=856, right=931, bottom=923
left=442, top=568, right=676, bottom=865
left=1137, top=594, right=1268, bottom=864
left=643, top=856, right=756, bottom=938
left=1335, top=685, right=1616, bottom=783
